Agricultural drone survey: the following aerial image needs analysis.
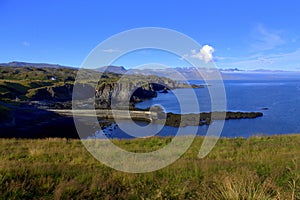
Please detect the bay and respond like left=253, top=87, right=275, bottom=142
left=94, top=78, right=300, bottom=138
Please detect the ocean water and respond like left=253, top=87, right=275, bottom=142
left=94, top=78, right=300, bottom=138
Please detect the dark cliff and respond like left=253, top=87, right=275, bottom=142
left=93, top=74, right=192, bottom=109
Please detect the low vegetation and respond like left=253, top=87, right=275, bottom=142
left=0, top=135, right=299, bottom=199
left=0, top=66, right=189, bottom=102
left=0, top=66, right=76, bottom=101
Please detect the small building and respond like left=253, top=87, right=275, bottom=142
left=50, top=76, right=57, bottom=81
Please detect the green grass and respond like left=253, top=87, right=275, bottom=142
left=0, top=66, right=77, bottom=81
left=0, top=135, right=299, bottom=199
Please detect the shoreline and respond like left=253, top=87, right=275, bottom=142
left=0, top=101, right=264, bottom=139
left=84, top=133, right=300, bottom=140
left=2, top=133, right=300, bottom=140
left=52, top=109, right=263, bottom=127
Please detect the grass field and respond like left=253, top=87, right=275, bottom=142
left=0, top=135, right=299, bottom=199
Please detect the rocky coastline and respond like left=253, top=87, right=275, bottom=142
left=0, top=99, right=263, bottom=139
left=0, top=66, right=264, bottom=138
left=160, top=111, right=263, bottom=127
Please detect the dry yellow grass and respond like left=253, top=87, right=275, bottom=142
left=0, top=135, right=299, bottom=199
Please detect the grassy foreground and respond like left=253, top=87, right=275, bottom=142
left=0, top=135, right=299, bottom=199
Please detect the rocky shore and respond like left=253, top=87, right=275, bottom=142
left=160, top=111, right=263, bottom=127
left=0, top=100, right=263, bottom=139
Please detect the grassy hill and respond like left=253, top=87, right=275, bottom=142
left=0, top=135, right=299, bottom=199
left=0, top=66, right=76, bottom=101
left=0, top=66, right=189, bottom=102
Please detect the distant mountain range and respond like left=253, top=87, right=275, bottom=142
left=1, top=61, right=299, bottom=80
left=95, top=66, right=127, bottom=74
left=95, top=66, right=300, bottom=80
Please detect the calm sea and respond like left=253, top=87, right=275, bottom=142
left=94, top=78, right=300, bottom=138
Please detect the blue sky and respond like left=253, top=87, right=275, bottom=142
left=1, top=0, right=300, bottom=70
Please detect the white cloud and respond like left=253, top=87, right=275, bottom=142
left=190, top=45, right=215, bottom=63
left=251, top=24, right=285, bottom=51
left=101, top=48, right=120, bottom=53
left=21, top=41, right=30, bottom=46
